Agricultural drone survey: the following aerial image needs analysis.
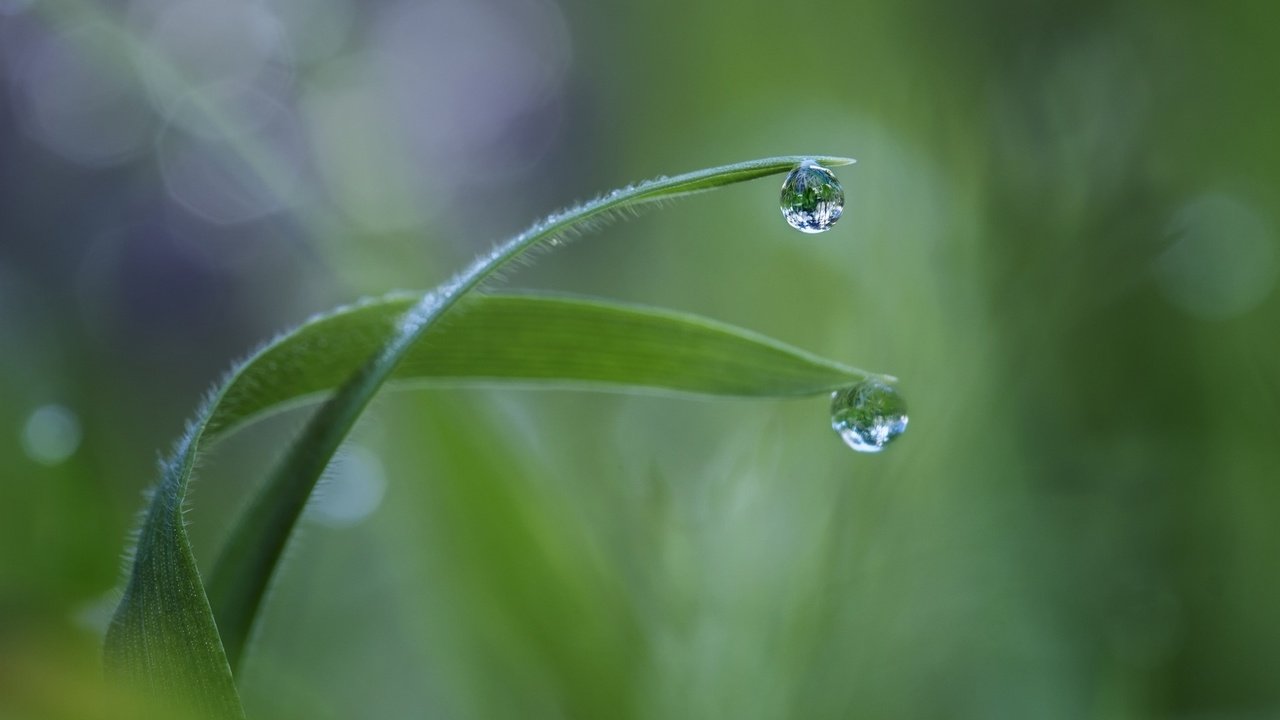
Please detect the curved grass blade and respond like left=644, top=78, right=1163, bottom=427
left=205, top=291, right=878, bottom=665
left=105, top=156, right=856, bottom=717
left=204, top=293, right=878, bottom=443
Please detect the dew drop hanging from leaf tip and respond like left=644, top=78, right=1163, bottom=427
left=780, top=160, right=845, bottom=233
left=830, top=380, right=908, bottom=453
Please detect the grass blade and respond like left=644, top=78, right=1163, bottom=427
left=105, top=157, right=857, bottom=716
left=205, top=292, right=878, bottom=442
left=206, top=292, right=879, bottom=667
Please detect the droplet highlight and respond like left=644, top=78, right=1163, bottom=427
left=830, top=380, right=907, bottom=453
left=780, top=160, right=844, bottom=233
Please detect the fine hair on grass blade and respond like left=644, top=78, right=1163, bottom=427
left=104, top=156, right=861, bottom=718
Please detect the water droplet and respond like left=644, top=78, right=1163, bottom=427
left=780, top=160, right=844, bottom=233
left=830, top=380, right=907, bottom=453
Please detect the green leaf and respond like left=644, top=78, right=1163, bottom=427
left=206, top=292, right=880, bottom=668
left=207, top=293, right=874, bottom=440
left=105, top=156, right=860, bottom=719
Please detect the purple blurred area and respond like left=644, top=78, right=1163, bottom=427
left=0, top=0, right=583, bottom=633
left=0, top=0, right=582, bottom=412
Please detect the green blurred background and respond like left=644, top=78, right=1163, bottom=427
left=2, top=0, right=1279, bottom=717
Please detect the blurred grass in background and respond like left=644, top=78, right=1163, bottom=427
left=2, top=0, right=1279, bottom=717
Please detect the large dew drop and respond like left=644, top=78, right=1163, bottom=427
left=780, top=160, right=844, bottom=233
left=830, top=380, right=908, bottom=453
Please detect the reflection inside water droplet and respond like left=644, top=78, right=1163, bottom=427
left=780, top=160, right=844, bottom=233
left=830, top=380, right=907, bottom=453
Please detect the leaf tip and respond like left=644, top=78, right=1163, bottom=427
left=822, top=156, right=857, bottom=167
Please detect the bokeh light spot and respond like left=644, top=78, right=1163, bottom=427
left=11, top=23, right=155, bottom=165
left=21, top=404, right=83, bottom=466
left=1155, top=193, right=1278, bottom=320
left=308, top=445, right=388, bottom=528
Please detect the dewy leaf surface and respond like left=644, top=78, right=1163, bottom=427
left=104, top=156, right=860, bottom=719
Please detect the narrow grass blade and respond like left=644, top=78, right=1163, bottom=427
left=205, top=293, right=875, bottom=442
left=104, top=157, right=858, bottom=717
left=206, top=291, right=878, bottom=667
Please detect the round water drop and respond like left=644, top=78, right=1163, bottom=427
left=830, top=380, right=908, bottom=453
left=780, top=160, right=844, bottom=233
